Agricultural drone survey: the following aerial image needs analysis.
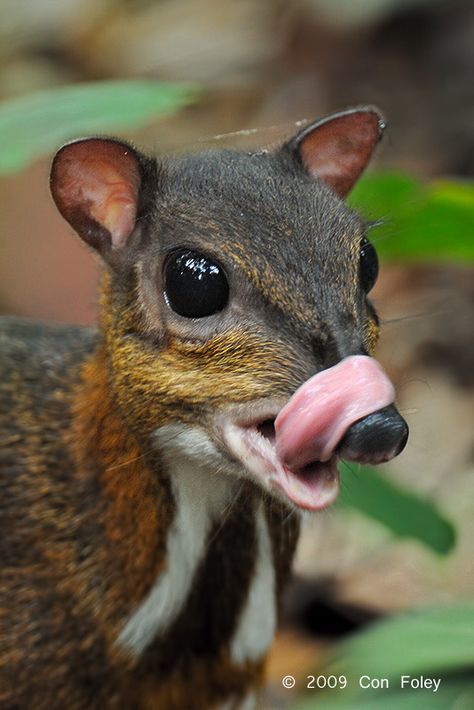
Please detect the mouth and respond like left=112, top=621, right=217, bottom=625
left=219, top=355, right=405, bottom=512
left=221, top=414, right=340, bottom=511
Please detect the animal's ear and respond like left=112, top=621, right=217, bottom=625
left=286, top=107, right=386, bottom=197
left=50, top=137, right=146, bottom=261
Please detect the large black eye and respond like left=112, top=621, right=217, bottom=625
left=360, top=236, right=379, bottom=293
left=164, top=249, right=229, bottom=318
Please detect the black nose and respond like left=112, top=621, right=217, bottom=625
left=337, top=404, right=409, bottom=465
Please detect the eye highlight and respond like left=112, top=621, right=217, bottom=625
left=164, top=249, right=229, bottom=318
left=359, top=236, right=379, bottom=293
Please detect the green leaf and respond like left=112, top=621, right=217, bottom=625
left=338, top=463, right=456, bottom=554
left=0, top=80, right=200, bottom=174
left=296, top=602, right=474, bottom=710
left=349, top=173, right=474, bottom=262
left=349, top=173, right=423, bottom=217
left=334, top=602, right=474, bottom=680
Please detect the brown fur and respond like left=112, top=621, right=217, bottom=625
left=0, top=322, right=298, bottom=707
left=1, top=109, right=385, bottom=707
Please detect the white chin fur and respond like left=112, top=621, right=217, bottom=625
left=153, top=421, right=280, bottom=496
left=153, top=422, right=257, bottom=484
left=153, top=423, right=224, bottom=469
left=153, top=421, right=338, bottom=511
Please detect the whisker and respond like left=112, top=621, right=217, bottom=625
left=368, top=230, right=399, bottom=244
left=105, top=452, right=150, bottom=472
left=281, top=505, right=298, bottom=528
left=339, top=459, right=357, bottom=477
left=381, top=309, right=450, bottom=325
left=397, top=407, right=419, bottom=415
left=205, top=479, right=246, bottom=550
left=397, top=377, right=433, bottom=392
left=104, top=428, right=186, bottom=473
left=366, top=219, right=385, bottom=230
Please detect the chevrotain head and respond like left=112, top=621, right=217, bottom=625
left=50, top=107, right=408, bottom=511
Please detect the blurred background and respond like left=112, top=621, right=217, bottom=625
left=0, top=0, right=473, bottom=707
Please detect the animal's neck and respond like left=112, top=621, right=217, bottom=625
left=125, top=455, right=299, bottom=709
left=117, top=455, right=242, bottom=655
left=70, top=349, right=173, bottom=622
left=71, top=348, right=300, bottom=704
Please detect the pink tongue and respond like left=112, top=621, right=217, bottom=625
left=275, top=355, right=395, bottom=469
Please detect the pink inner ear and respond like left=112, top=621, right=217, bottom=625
left=77, top=158, right=139, bottom=249
left=298, top=111, right=383, bottom=197
left=52, top=139, right=141, bottom=250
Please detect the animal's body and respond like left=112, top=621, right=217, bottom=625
left=0, top=108, right=408, bottom=709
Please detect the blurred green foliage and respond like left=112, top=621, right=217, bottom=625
left=0, top=80, right=199, bottom=174
left=296, top=602, right=474, bottom=710
left=338, top=463, right=456, bottom=554
left=349, top=173, right=474, bottom=262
